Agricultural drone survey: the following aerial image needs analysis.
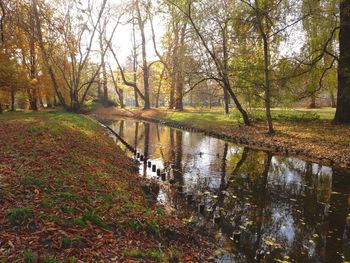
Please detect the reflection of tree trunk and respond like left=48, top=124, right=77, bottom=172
left=173, top=130, right=183, bottom=183
left=212, top=147, right=249, bottom=216
left=169, top=129, right=175, bottom=160
left=255, top=152, right=272, bottom=249
left=134, top=122, right=139, bottom=148
left=143, top=123, right=150, bottom=176
left=324, top=170, right=349, bottom=262
left=119, top=120, right=124, bottom=138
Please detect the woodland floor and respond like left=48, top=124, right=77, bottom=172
left=90, top=107, right=350, bottom=169
left=0, top=111, right=213, bottom=262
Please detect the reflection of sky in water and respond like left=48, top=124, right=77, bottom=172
left=109, top=119, right=350, bottom=263
left=271, top=205, right=295, bottom=245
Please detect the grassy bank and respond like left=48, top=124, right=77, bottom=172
left=91, top=107, right=350, bottom=168
left=0, top=111, right=211, bottom=262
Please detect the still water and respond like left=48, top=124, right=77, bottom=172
left=110, top=119, right=350, bottom=263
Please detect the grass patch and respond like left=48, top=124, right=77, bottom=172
left=73, top=217, right=87, bottom=228
left=82, top=212, right=109, bottom=229
left=23, top=250, right=37, bottom=262
left=8, top=207, right=33, bottom=224
left=21, top=176, right=46, bottom=187
left=124, top=249, right=166, bottom=261
left=0, top=110, right=211, bottom=261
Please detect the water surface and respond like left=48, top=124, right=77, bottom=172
left=110, top=119, right=350, bottom=263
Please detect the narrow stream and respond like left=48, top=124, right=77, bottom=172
left=109, top=119, right=350, bottom=263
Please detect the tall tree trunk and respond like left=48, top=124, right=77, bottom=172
left=133, top=65, right=139, bottom=107
left=132, top=20, right=139, bottom=108
left=169, top=82, right=175, bottom=109
left=175, top=23, right=187, bottom=111
left=262, top=34, right=274, bottom=134
left=224, top=80, right=250, bottom=125
left=222, top=22, right=230, bottom=115
left=330, top=91, right=336, bottom=108
left=10, top=90, right=15, bottom=111
left=223, top=88, right=229, bottom=115
left=39, top=93, right=44, bottom=108
left=309, top=94, right=316, bottom=108
left=102, top=66, right=108, bottom=106
left=99, top=29, right=108, bottom=106
left=97, top=77, right=102, bottom=100
left=28, top=13, right=38, bottom=111
left=135, top=0, right=150, bottom=109
left=156, top=68, right=165, bottom=108
left=333, top=0, right=350, bottom=124
left=46, top=96, right=52, bottom=108
left=110, top=67, right=125, bottom=108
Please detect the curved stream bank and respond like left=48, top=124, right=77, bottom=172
left=108, top=118, right=350, bottom=263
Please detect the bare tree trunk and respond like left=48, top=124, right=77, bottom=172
left=135, top=0, right=150, bottom=109
left=133, top=62, right=139, bottom=107
left=110, top=66, right=125, bottom=108
left=99, top=26, right=108, bottom=106
left=10, top=90, right=15, bottom=111
left=333, top=0, right=350, bottom=124
left=175, top=23, right=187, bottom=111
left=224, top=79, right=250, bottom=125
left=97, top=76, right=102, bottom=100
left=169, top=82, right=175, bottom=109
left=46, top=96, right=52, bottom=108
left=223, top=88, right=229, bottom=115
left=309, top=94, right=316, bottom=108
left=39, top=93, right=44, bottom=108
left=156, top=68, right=165, bottom=108
left=330, top=91, right=336, bottom=108
left=132, top=20, right=139, bottom=107
left=262, top=34, right=274, bottom=134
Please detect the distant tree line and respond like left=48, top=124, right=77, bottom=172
left=0, top=0, right=349, bottom=130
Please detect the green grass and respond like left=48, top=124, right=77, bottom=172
left=8, top=207, right=33, bottom=224
left=161, top=107, right=335, bottom=129
left=124, top=249, right=166, bottom=261
left=0, top=110, right=211, bottom=261
left=23, top=250, right=37, bottom=262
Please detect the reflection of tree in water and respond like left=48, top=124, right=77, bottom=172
left=110, top=119, right=350, bottom=262
left=218, top=152, right=350, bottom=262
